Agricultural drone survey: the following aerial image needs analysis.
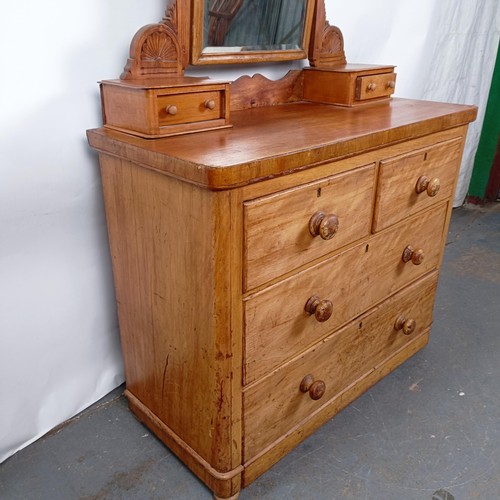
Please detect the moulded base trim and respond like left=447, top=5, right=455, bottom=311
left=125, top=390, right=242, bottom=499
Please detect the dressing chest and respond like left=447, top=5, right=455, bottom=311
left=87, top=1, right=476, bottom=498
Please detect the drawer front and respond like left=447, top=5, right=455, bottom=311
left=243, top=272, right=438, bottom=460
left=158, top=90, right=223, bottom=126
left=373, top=138, right=463, bottom=231
left=244, top=164, right=376, bottom=291
left=356, top=73, right=397, bottom=101
left=244, top=202, right=447, bottom=384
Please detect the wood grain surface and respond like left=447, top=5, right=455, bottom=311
left=88, top=98, right=477, bottom=189
left=243, top=272, right=439, bottom=460
left=244, top=163, right=376, bottom=290
left=243, top=202, right=448, bottom=384
left=374, top=137, right=464, bottom=231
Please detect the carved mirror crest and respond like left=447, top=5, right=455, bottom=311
left=120, top=0, right=346, bottom=80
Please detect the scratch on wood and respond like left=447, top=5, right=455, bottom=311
left=161, top=354, right=170, bottom=402
left=217, top=380, right=224, bottom=411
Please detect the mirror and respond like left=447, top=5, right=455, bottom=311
left=191, top=0, right=316, bottom=65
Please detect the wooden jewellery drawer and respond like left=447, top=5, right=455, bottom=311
left=243, top=271, right=439, bottom=461
left=100, top=78, right=231, bottom=138
left=303, top=65, right=396, bottom=107
left=355, top=72, right=397, bottom=101
left=244, top=202, right=448, bottom=384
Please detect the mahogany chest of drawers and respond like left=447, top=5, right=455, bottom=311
left=87, top=97, right=476, bottom=499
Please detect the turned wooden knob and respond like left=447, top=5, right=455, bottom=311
left=386, top=81, right=396, bottom=89
left=300, top=374, right=326, bottom=400
left=395, top=314, right=417, bottom=335
left=402, top=245, right=425, bottom=265
left=367, top=82, right=377, bottom=91
left=415, top=175, right=441, bottom=197
left=166, top=105, right=178, bottom=116
left=309, top=212, right=339, bottom=240
left=205, top=99, right=216, bottom=110
left=305, top=295, right=333, bottom=322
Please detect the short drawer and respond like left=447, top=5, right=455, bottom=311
left=101, top=79, right=230, bottom=138
left=158, top=90, right=223, bottom=126
left=244, top=164, right=376, bottom=291
left=244, top=202, right=447, bottom=384
left=243, top=272, right=438, bottom=460
left=302, top=65, right=396, bottom=107
left=356, top=73, right=397, bottom=101
left=373, top=137, right=463, bottom=231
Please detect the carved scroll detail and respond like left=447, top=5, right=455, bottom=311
left=309, top=0, right=347, bottom=68
left=162, top=0, right=177, bottom=26
left=230, top=71, right=304, bottom=111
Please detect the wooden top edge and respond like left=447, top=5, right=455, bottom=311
left=87, top=98, right=477, bottom=190
left=100, top=77, right=230, bottom=89
left=304, top=64, right=395, bottom=73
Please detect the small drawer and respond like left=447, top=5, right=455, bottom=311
left=158, top=90, right=223, bottom=126
left=302, top=65, right=395, bottom=107
left=101, top=79, right=231, bottom=138
left=356, top=73, right=397, bottom=101
left=244, top=202, right=447, bottom=385
left=243, top=272, right=438, bottom=460
left=244, top=164, right=376, bottom=291
left=373, top=137, right=463, bottom=231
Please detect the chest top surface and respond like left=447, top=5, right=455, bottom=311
left=88, top=98, right=477, bottom=190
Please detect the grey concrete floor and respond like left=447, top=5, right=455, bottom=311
left=1, top=203, right=499, bottom=500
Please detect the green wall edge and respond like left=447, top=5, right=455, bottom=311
left=468, top=41, right=500, bottom=199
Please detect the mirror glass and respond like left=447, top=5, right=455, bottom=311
left=204, top=0, right=307, bottom=52
left=191, top=0, right=314, bottom=64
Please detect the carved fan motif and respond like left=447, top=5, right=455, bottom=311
left=120, top=23, right=182, bottom=79
left=119, top=0, right=187, bottom=79
left=319, top=24, right=347, bottom=66
left=141, top=32, right=177, bottom=62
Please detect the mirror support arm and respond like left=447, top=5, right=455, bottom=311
left=308, top=0, right=346, bottom=68
left=120, top=0, right=190, bottom=80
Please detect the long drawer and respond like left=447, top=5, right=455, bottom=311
left=244, top=202, right=447, bottom=384
left=243, top=272, right=439, bottom=461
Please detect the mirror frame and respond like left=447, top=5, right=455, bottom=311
left=190, top=0, right=316, bottom=65
left=119, top=0, right=346, bottom=81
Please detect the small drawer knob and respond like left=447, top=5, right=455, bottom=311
left=205, top=99, right=216, bottom=110
left=416, top=175, right=441, bottom=197
left=367, top=82, right=377, bottom=91
left=395, top=314, right=417, bottom=335
left=300, top=374, right=326, bottom=400
left=166, top=105, right=178, bottom=116
left=305, top=295, right=333, bottom=322
left=402, top=245, right=425, bottom=265
left=386, top=81, right=396, bottom=89
left=309, top=212, right=339, bottom=240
